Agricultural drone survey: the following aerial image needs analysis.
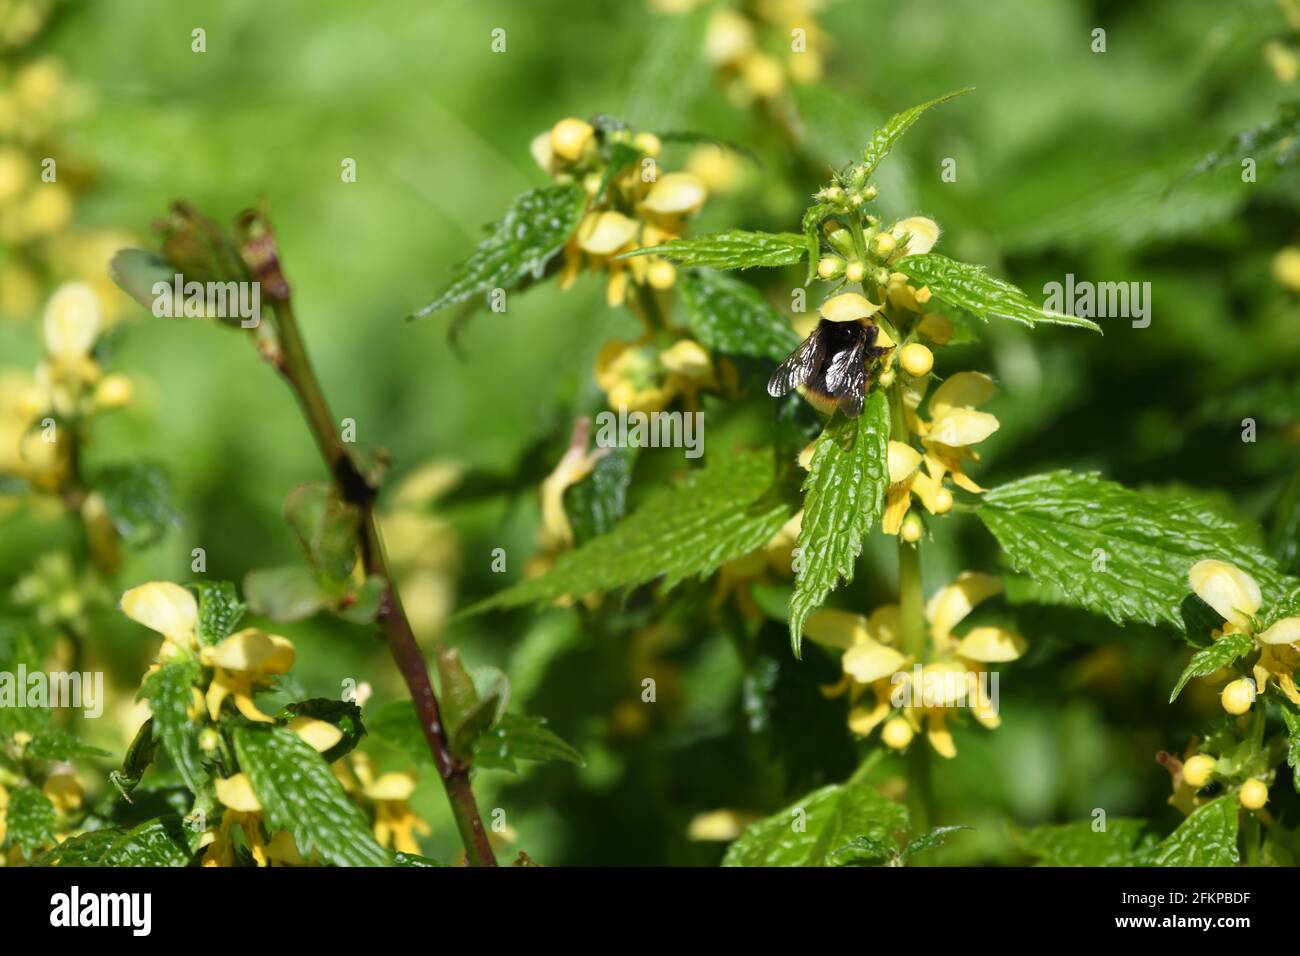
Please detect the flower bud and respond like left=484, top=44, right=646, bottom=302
left=1239, top=778, right=1269, bottom=811
left=918, top=312, right=953, bottom=345
left=861, top=185, right=879, bottom=201
left=1220, top=677, right=1255, bottom=715
left=647, top=259, right=677, bottom=290
left=933, top=488, right=954, bottom=514
left=870, top=232, right=897, bottom=258
left=199, top=727, right=221, bottom=753
left=900, top=512, right=924, bottom=543
left=899, top=343, right=934, bottom=378
left=817, top=256, right=845, bottom=280
left=94, top=374, right=134, bottom=410
left=1182, top=754, right=1215, bottom=789
left=881, top=716, right=914, bottom=750
left=550, top=118, right=594, bottom=162
left=845, top=260, right=866, bottom=283
left=632, top=132, right=662, bottom=157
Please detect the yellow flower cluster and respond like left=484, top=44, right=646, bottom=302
left=810, top=573, right=1026, bottom=758
left=120, top=581, right=434, bottom=863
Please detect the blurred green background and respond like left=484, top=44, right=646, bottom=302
left=2, top=0, right=1299, bottom=864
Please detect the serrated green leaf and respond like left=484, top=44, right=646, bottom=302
left=830, top=835, right=896, bottom=866
left=1186, top=101, right=1300, bottom=179
left=900, top=824, right=973, bottom=861
left=369, top=700, right=434, bottom=767
left=412, top=184, right=587, bottom=319
left=435, top=645, right=481, bottom=737
left=468, top=449, right=799, bottom=613
left=393, top=851, right=445, bottom=867
left=284, top=482, right=361, bottom=582
left=620, top=230, right=806, bottom=270
left=450, top=672, right=507, bottom=760
left=29, top=817, right=193, bottom=867
left=1169, top=632, right=1254, bottom=703
left=978, top=471, right=1293, bottom=632
left=789, top=396, right=890, bottom=657
left=243, top=565, right=330, bottom=622
left=1152, top=796, right=1239, bottom=866
left=1020, top=818, right=1159, bottom=866
left=1281, top=701, right=1300, bottom=794
left=26, top=728, right=111, bottom=761
left=234, top=725, right=391, bottom=867
left=192, top=581, right=245, bottom=646
left=5, top=787, right=55, bottom=855
left=893, top=253, right=1101, bottom=331
left=474, top=713, right=585, bottom=772
left=860, top=88, right=973, bottom=176
left=678, top=270, right=801, bottom=362
left=91, top=462, right=178, bottom=548
left=138, top=658, right=207, bottom=794
left=723, top=781, right=908, bottom=867
left=565, top=446, right=636, bottom=546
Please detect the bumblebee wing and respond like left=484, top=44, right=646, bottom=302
left=767, top=332, right=825, bottom=397
left=824, top=338, right=868, bottom=418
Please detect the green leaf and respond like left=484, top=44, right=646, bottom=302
left=1020, top=819, right=1159, bottom=866
left=412, top=183, right=587, bottom=319
left=450, top=672, right=508, bottom=760
left=468, top=449, right=799, bottom=613
left=1169, top=632, right=1254, bottom=703
left=1152, top=796, right=1239, bottom=866
left=788, top=396, right=890, bottom=657
left=893, top=253, right=1101, bottom=332
left=284, top=482, right=361, bottom=582
left=369, top=700, right=435, bottom=767
left=393, top=851, right=445, bottom=867
left=620, top=230, right=806, bottom=270
left=138, top=658, right=207, bottom=794
left=282, top=698, right=366, bottom=764
left=830, top=835, right=896, bottom=866
left=192, top=581, right=245, bottom=646
left=860, top=88, right=973, bottom=177
left=435, top=645, right=482, bottom=736
left=26, top=728, right=111, bottom=761
left=1269, top=468, right=1300, bottom=576
left=474, top=713, right=585, bottom=772
left=1186, top=101, right=1300, bottom=179
left=243, top=565, right=330, bottom=622
left=90, top=462, right=178, bottom=548
left=900, top=824, right=973, bottom=862
left=679, top=270, right=801, bottom=362
left=4, top=787, right=55, bottom=856
left=978, top=471, right=1292, bottom=632
left=30, top=818, right=193, bottom=867
left=1281, top=701, right=1300, bottom=793
left=234, top=725, right=391, bottom=867
left=722, top=781, right=908, bottom=867
left=564, top=446, right=636, bottom=546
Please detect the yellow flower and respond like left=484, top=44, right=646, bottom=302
left=201, top=773, right=272, bottom=867
left=120, top=581, right=199, bottom=660
left=336, top=753, right=431, bottom=855
left=199, top=628, right=296, bottom=723
left=42, top=766, right=83, bottom=813
left=539, top=416, right=609, bottom=551
left=687, top=809, right=761, bottom=841
left=1187, top=559, right=1300, bottom=709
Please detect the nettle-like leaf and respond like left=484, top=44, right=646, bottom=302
left=893, top=253, right=1101, bottom=332
left=474, top=714, right=585, bottom=772
left=192, top=581, right=245, bottom=646
left=468, top=449, right=799, bottom=613
left=234, top=725, right=391, bottom=867
left=788, top=395, right=890, bottom=657
left=679, top=269, right=801, bottom=362
left=243, top=565, right=331, bottom=622
left=1187, top=101, right=1300, bottom=179
left=621, top=230, right=806, bottom=270
left=5, top=787, right=56, bottom=856
left=285, top=482, right=361, bottom=582
left=1281, top=701, right=1300, bottom=793
left=138, top=658, right=207, bottom=794
left=90, top=462, right=179, bottom=548
left=978, top=471, right=1294, bottom=633
left=25, top=728, right=110, bottom=761
left=32, top=818, right=193, bottom=867
left=1151, top=796, right=1239, bottom=867
left=860, top=87, right=973, bottom=177
left=412, top=183, right=587, bottom=319
left=565, top=446, right=636, bottom=545
left=1168, top=632, right=1254, bottom=703
left=722, top=781, right=908, bottom=867
left=1019, top=819, right=1159, bottom=866
left=282, top=698, right=366, bottom=764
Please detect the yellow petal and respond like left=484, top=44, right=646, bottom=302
left=234, top=693, right=278, bottom=724
left=890, top=217, right=940, bottom=258
left=1188, top=560, right=1262, bottom=630
left=818, top=292, right=881, bottom=323
left=289, top=716, right=345, bottom=753
left=888, top=440, right=922, bottom=484
left=215, top=774, right=263, bottom=813
left=550, top=118, right=594, bottom=162
left=659, top=339, right=713, bottom=378
left=928, top=408, right=1000, bottom=447
left=919, top=661, right=972, bottom=707
left=848, top=698, right=891, bottom=736
left=121, top=582, right=198, bottom=646
left=43, top=281, right=101, bottom=363
left=926, top=572, right=1003, bottom=641
left=687, top=809, right=756, bottom=841
left=200, top=628, right=296, bottom=675
left=1258, top=616, right=1300, bottom=646
left=841, top=641, right=906, bottom=684
left=926, top=712, right=957, bottom=759
left=868, top=605, right=903, bottom=646
left=929, top=371, right=996, bottom=418
left=956, top=626, right=1026, bottom=662
left=804, top=609, right=871, bottom=649
left=642, top=173, right=708, bottom=216
left=365, top=771, right=417, bottom=802
left=577, top=211, right=639, bottom=256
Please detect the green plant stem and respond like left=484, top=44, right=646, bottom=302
left=1242, top=812, right=1261, bottom=866
left=269, top=296, right=496, bottom=867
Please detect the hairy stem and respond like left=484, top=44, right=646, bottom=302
left=268, top=295, right=496, bottom=867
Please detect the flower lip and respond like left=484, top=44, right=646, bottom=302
left=1258, top=616, right=1300, bottom=646
left=1188, top=560, right=1262, bottom=631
